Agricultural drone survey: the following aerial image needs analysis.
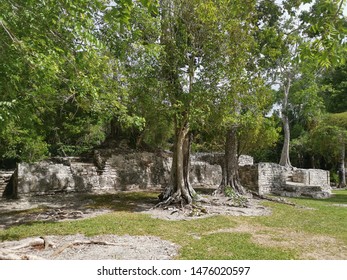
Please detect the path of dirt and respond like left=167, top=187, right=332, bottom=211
left=0, top=234, right=179, bottom=260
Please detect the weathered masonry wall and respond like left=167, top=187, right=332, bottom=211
left=239, top=163, right=288, bottom=195
left=239, top=163, right=331, bottom=198
left=3, top=150, right=331, bottom=199
left=4, top=151, right=226, bottom=198
left=0, top=170, right=14, bottom=196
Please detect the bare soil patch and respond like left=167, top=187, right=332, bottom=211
left=0, top=234, right=179, bottom=260
left=141, top=196, right=271, bottom=221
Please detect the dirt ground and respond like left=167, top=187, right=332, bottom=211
left=0, top=193, right=346, bottom=260
left=0, top=193, right=270, bottom=260
left=0, top=193, right=271, bottom=228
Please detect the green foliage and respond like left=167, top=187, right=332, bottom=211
left=300, top=0, right=347, bottom=68
left=238, top=116, right=281, bottom=157
left=330, top=171, right=339, bottom=184
left=0, top=121, right=49, bottom=162
left=0, top=0, right=346, bottom=168
left=326, top=111, right=347, bottom=128
left=0, top=0, right=154, bottom=163
left=319, top=64, right=347, bottom=113
left=308, top=113, right=347, bottom=164
left=224, top=186, right=249, bottom=207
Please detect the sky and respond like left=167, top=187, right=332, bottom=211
left=275, top=0, right=347, bottom=16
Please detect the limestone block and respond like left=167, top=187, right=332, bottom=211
left=17, top=162, right=75, bottom=196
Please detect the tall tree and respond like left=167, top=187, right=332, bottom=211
left=258, top=0, right=347, bottom=167
left=211, top=0, right=279, bottom=195
left=156, top=0, right=210, bottom=205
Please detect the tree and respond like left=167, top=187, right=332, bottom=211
left=151, top=0, right=275, bottom=204
left=310, top=112, right=347, bottom=187
left=210, top=0, right=281, bottom=196
left=257, top=0, right=347, bottom=167
left=0, top=0, right=156, bottom=164
left=155, top=0, right=212, bottom=205
left=283, top=66, right=325, bottom=168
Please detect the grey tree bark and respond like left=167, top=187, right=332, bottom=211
left=158, top=117, right=197, bottom=205
left=279, top=77, right=292, bottom=167
left=338, top=143, right=346, bottom=188
left=214, top=126, right=246, bottom=195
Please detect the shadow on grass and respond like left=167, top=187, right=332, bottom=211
left=0, top=220, right=59, bottom=242
left=83, top=191, right=161, bottom=212
left=290, top=189, right=347, bottom=205
left=0, top=192, right=161, bottom=231
left=194, top=187, right=216, bottom=195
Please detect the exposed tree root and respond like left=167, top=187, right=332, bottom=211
left=154, top=191, right=212, bottom=217
left=0, top=249, right=44, bottom=260
left=250, top=191, right=296, bottom=206
left=154, top=192, right=183, bottom=209
left=154, top=190, right=209, bottom=210
left=212, top=183, right=250, bottom=208
left=0, top=236, right=124, bottom=260
left=0, top=236, right=54, bottom=260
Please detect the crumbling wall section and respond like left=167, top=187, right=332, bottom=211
left=239, top=163, right=331, bottom=198
left=5, top=151, right=224, bottom=198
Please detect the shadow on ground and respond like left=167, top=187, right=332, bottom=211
left=0, top=191, right=160, bottom=230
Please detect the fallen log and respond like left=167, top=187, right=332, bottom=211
left=6, top=237, right=45, bottom=251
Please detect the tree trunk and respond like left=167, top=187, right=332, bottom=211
left=279, top=77, right=292, bottom=167
left=159, top=119, right=197, bottom=205
left=215, top=126, right=246, bottom=195
left=338, top=143, right=346, bottom=188
left=311, top=155, right=316, bottom=169
left=279, top=114, right=292, bottom=167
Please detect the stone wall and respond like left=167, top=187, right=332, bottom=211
left=238, top=155, right=254, bottom=166
left=189, top=156, right=222, bottom=187
left=4, top=150, right=331, bottom=199
left=239, top=163, right=332, bottom=198
left=5, top=151, right=224, bottom=198
left=191, top=153, right=253, bottom=167
left=238, top=165, right=259, bottom=193
left=239, top=163, right=287, bottom=195
left=0, top=170, right=14, bottom=196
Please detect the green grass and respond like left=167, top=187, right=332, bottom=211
left=0, top=190, right=346, bottom=259
left=251, top=190, right=347, bottom=243
left=180, top=232, right=295, bottom=259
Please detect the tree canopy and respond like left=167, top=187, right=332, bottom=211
left=1, top=0, right=347, bottom=197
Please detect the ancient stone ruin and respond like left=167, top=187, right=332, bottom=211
left=3, top=151, right=226, bottom=198
left=1, top=149, right=331, bottom=199
left=239, top=163, right=331, bottom=198
left=0, top=170, right=13, bottom=198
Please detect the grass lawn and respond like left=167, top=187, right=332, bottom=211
left=0, top=189, right=346, bottom=260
